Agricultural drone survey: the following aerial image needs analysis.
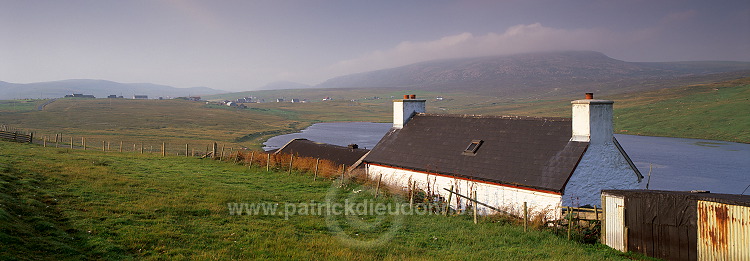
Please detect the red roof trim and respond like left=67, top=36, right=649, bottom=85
left=366, top=162, right=561, bottom=195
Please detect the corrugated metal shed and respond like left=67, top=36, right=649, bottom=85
left=698, top=200, right=750, bottom=261
left=602, top=190, right=750, bottom=261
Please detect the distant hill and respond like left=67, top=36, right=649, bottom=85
left=315, top=51, right=750, bottom=97
left=259, top=81, right=312, bottom=90
left=0, top=79, right=226, bottom=100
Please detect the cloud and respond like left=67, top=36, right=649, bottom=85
left=324, top=23, right=612, bottom=77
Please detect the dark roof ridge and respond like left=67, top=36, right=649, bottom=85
left=417, top=113, right=571, bottom=121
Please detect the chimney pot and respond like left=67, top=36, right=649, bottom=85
left=403, top=95, right=409, bottom=99
left=410, top=94, right=416, bottom=99
left=585, top=93, right=594, bottom=99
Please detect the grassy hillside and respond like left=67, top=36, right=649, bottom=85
left=0, top=141, right=643, bottom=260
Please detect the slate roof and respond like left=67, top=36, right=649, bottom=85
left=363, top=113, right=589, bottom=193
left=275, top=139, right=370, bottom=167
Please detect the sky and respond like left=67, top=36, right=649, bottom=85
left=1, top=0, right=749, bottom=92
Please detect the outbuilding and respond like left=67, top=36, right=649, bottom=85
left=602, top=190, right=750, bottom=261
left=275, top=138, right=370, bottom=168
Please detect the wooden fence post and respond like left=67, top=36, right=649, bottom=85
left=220, top=144, right=225, bottom=160
left=29, top=132, right=33, bottom=143
left=102, top=141, right=106, bottom=151
left=70, top=137, right=73, bottom=149
left=445, top=185, right=454, bottom=216
left=82, top=137, right=86, bottom=150
left=473, top=191, right=478, bottom=224
left=594, top=205, right=599, bottom=220
left=524, top=202, right=528, bottom=232
left=249, top=151, right=255, bottom=167
left=375, top=174, right=382, bottom=198
left=266, top=153, right=270, bottom=172
left=162, top=142, right=166, bottom=157
left=409, top=181, right=417, bottom=207
left=140, top=144, right=144, bottom=154
left=567, top=206, right=572, bottom=240
left=212, top=142, right=217, bottom=159
left=288, top=155, right=293, bottom=174
left=313, top=158, right=319, bottom=181
left=185, top=144, right=189, bottom=157
left=340, top=165, right=345, bottom=185
left=120, top=141, right=123, bottom=152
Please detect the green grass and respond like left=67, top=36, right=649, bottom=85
left=0, top=99, right=45, bottom=112
left=613, top=78, right=750, bottom=143
left=0, top=141, right=641, bottom=260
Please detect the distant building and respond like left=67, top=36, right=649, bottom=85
left=188, top=96, right=201, bottom=101
left=322, top=97, right=332, bottom=101
left=107, top=95, right=124, bottom=99
left=290, top=98, right=300, bottom=103
left=133, top=95, right=148, bottom=99
left=276, top=98, right=284, bottom=102
left=65, top=93, right=95, bottom=98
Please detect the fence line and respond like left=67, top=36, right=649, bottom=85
left=0, top=130, right=32, bottom=143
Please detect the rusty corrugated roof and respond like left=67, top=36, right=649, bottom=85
left=364, top=113, right=589, bottom=193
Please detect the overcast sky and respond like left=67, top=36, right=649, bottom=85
left=1, top=0, right=749, bottom=91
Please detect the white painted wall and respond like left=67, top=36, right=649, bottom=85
left=366, top=164, right=563, bottom=220
left=562, top=142, right=641, bottom=207
left=393, top=99, right=426, bottom=129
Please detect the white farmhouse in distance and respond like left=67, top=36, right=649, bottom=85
left=362, top=93, right=642, bottom=219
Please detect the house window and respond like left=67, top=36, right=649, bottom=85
left=462, top=140, right=483, bottom=156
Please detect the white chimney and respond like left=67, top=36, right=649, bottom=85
left=393, top=94, right=426, bottom=129
left=571, top=93, right=614, bottom=144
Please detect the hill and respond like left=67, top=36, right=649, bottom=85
left=0, top=79, right=225, bottom=100
left=258, top=81, right=312, bottom=90
left=315, top=51, right=750, bottom=97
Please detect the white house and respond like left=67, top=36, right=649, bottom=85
left=362, top=94, right=642, bottom=219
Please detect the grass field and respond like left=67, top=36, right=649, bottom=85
left=0, top=141, right=652, bottom=260
left=0, top=99, right=44, bottom=112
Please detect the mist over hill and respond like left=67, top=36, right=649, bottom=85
left=258, top=81, right=312, bottom=90
left=0, top=79, right=226, bottom=100
left=315, top=51, right=750, bottom=97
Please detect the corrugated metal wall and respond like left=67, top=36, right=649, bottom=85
left=604, top=194, right=626, bottom=252
left=624, top=193, right=697, bottom=261
left=697, top=201, right=750, bottom=261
